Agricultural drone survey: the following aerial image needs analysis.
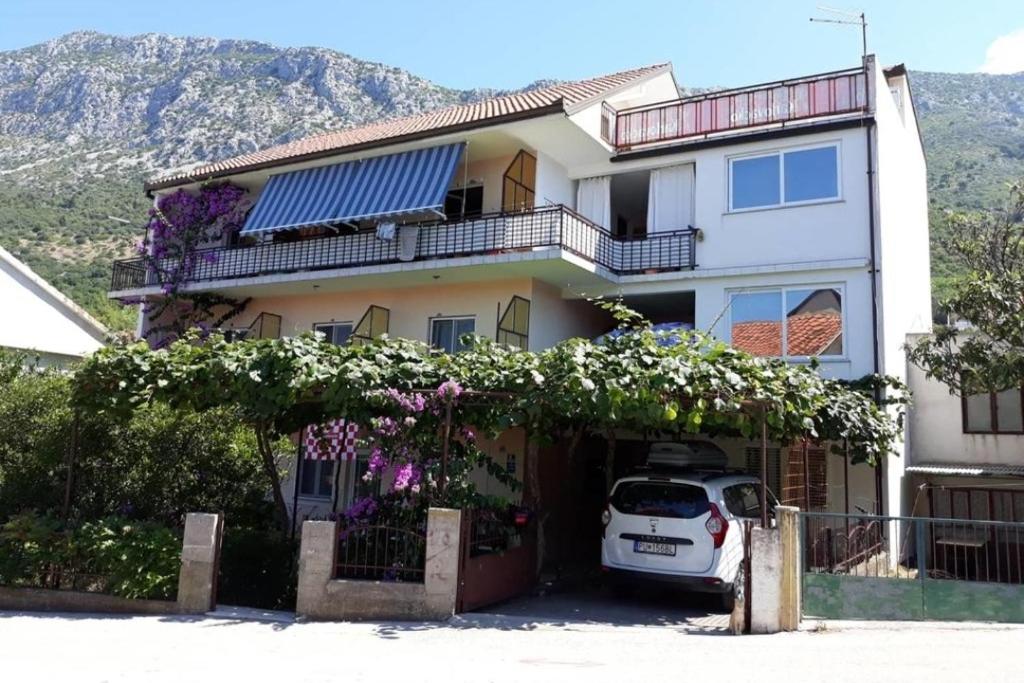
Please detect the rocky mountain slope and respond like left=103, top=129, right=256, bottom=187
left=1, top=31, right=1022, bottom=328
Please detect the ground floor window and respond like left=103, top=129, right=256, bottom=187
left=298, top=458, right=336, bottom=499
left=430, top=316, right=475, bottom=353
left=313, top=321, right=354, bottom=346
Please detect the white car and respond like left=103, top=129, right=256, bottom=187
left=600, top=442, right=776, bottom=610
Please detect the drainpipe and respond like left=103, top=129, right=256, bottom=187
left=864, top=56, right=884, bottom=514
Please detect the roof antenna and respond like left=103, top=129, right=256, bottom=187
left=810, top=6, right=867, bottom=60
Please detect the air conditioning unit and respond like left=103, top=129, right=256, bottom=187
left=648, top=440, right=728, bottom=470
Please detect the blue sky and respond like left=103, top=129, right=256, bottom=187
left=2, top=1, right=1022, bottom=89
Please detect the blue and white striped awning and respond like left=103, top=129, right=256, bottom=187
left=241, top=143, right=465, bottom=235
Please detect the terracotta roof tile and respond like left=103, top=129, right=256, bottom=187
left=147, top=63, right=670, bottom=190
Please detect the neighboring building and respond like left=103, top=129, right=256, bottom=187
left=110, top=55, right=931, bottom=524
left=903, top=332, right=1024, bottom=522
left=1, top=246, right=107, bottom=366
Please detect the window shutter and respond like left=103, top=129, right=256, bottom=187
left=745, top=446, right=782, bottom=499
left=781, top=444, right=828, bottom=510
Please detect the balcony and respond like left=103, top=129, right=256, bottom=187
left=601, top=67, right=868, bottom=151
left=109, top=205, right=697, bottom=295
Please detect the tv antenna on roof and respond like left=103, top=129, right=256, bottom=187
left=810, top=6, right=867, bottom=59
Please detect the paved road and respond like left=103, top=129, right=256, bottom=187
left=1, top=609, right=1020, bottom=682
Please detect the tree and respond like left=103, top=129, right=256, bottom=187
left=908, top=181, right=1024, bottom=394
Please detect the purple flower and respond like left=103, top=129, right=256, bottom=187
left=391, top=463, right=422, bottom=493
left=437, top=379, right=464, bottom=400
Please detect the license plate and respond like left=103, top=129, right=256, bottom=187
left=633, top=540, right=676, bottom=556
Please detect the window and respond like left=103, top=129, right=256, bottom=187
left=497, top=296, right=530, bottom=350
left=745, top=447, right=782, bottom=499
left=298, top=458, right=336, bottom=499
left=444, top=186, right=484, bottom=220
left=430, top=317, right=475, bottom=353
left=313, top=322, right=353, bottom=345
left=610, top=482, right=710, bottom=519
left=963, top=388, right=1024, bottom=434
left=347, top=451, right=380, bottom=505
left=501, top=150, right=536, bottom=212
left=724, top=483, right=766, bottom=519
left=729, top=286, right=843, bottom=359
left=729, top=144, right=839, bottom=211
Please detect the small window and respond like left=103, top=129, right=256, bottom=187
left=430, top=317, right=475, bottom=353
left=610, top=481, right=710, bottom=519
left=729, top=286, right=843, bottom=359
left=348, top=451, right=380, bottom=505
left=444, top=186, right=484, bottom=220
left=299, top=458, right=335, bottom=499
left=313, top=322, right=354, bottom=346
left=729, top=145, right=839, bottom=211
left=963, top=388, right=1024, bottom=434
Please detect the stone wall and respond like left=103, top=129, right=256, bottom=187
left=296, top=508, right=462, bottom=621
left=749, top=506, right=801, bottom=634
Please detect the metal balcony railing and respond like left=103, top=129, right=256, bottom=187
left=109, top=205, right=697, bottom=292
left=601, top=67, right=869, bottom=150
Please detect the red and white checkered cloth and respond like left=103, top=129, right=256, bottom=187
left=303, top=419, right=359, bottom=461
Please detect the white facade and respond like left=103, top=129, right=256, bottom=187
left=1, top=247, right=106, bottom=365
left=118, top=56, right=932, bottom=519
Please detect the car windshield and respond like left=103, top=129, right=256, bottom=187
left=611, top=481, right=710, bottom=519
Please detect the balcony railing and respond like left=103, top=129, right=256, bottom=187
left=602, top=67, right=868, bottom=150
left=109, top=205, right=697, bottom=292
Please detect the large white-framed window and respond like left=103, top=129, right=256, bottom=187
left=728, top=285, right=845, bottom=360
left=728, top=143, right=841, bottom=211
left=313, top=321, right=354, bottom=345
left=429, top=316, right=476, bottom=353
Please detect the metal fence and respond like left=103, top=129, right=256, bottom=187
left=334, top=523, right=426, bottom=583
left=109, top=205, right=697, bottom=292
left=802, top=512, right=1024, bottom=584
left=604, top=67, right=868, bottom=149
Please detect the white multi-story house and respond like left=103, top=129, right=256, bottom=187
left=110, top=56, right=931, bottom=524
left=1, top=246, right=107, bottom=366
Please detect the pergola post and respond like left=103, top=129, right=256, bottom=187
left=760, top=412, right=768, bottom=529
left=801, top=438, right=811, bottom=511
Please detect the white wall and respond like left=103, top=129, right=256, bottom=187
left=906, top=334, right=1024, bottom=468
left=0, top=254, right=105, bottom=360
left=534, top=151, right=575, bottom=209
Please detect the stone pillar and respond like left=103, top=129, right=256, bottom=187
left=176, top=512, right=223, bottom=614
left=777, top=505, right=801, bottom=631
left=424, top=507, right=462, bottom=617
left=750, top=525, right=782, bottom=634
left=296, top=520, right=338, bottom=618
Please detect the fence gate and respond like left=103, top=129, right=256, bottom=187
left=800, top=512, right=1024, bottom=623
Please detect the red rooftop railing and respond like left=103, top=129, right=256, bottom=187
left=603, top=67, right=869, bottom=150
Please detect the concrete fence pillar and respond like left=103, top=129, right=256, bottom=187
left=176, top=512, right=223, bottom=614
left=778, top=506, right=802, bottom=631
left=749, top=505, right=801, bottom=634
left=296, top=520, right=339, bottom=617
left=424, top=507, right=462, bottom=617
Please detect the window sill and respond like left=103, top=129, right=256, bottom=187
left=297, top=494, right=333, bottom=501
left=724, top=198, right=845, bottom=216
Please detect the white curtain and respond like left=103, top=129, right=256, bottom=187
left=647, top=164, right=695, bottom=232
left=576, top=176, right=611, bottom=228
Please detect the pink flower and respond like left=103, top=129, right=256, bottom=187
left=437, top=379, right=464, bottom=400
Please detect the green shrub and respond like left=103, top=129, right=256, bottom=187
left=0, top=512, right=181, bottom=600
left=216, top=527, right=297, bottom=610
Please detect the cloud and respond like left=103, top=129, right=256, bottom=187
left=979, top=29, right=1024, bottom=74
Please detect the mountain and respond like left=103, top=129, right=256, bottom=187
left=1, top=32, right=1022, bottom=329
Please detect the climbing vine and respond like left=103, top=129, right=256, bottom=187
left=121, top=183, right=253, bottom=346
